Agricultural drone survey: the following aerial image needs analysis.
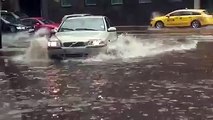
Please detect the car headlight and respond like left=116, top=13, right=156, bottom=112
left=16, top=26, right=26, bottom=30
left=87, top=39, right=106, bottom=46
left=48, top=37, right=61, bottom=48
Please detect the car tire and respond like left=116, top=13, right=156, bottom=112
left=191, top=20, right=201, bottom=28
left=10, top=26, right=17, bottom=33
left=155, top=21, right=164, bottom=29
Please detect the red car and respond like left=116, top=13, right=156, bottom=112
left=21, top=17, right=59, bottom=31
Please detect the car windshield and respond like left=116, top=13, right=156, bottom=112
left=59, top=17, right=105, bottom=32
left=40, top=18, right=54, bottom=24
left=1, top=12, right=20, bottom=24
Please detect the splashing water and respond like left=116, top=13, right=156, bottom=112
left=10, top=30, right=198, bottom=64
left=2, top=32, right=31, bottom=48
left=85, top=34, right=198, bottom=62
left=24, top=28, right=51, bottom=62
left=10, top=28, right=51, bottom=63
left=151, top=11, right=164, bottom=19
left=25, top=36, right=49, bottom=62
left=33, top=28, right=51, bottom=37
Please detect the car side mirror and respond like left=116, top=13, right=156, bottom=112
left=108, top=27, right=116, bottom=32
left=166, top=15, right=170, bottom=18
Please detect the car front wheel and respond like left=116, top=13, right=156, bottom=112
left=155, top=21, right=164, bottom=29
left=191, top=20, right=201, bottom=28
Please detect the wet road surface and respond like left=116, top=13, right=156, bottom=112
left=0, top=30, right=213, bottom=120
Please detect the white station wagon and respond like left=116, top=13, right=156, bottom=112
left=47, top=15, right=118, bottom=58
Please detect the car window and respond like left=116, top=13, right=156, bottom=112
left=59, top=17, right=105, bottom=32
left=192, top=12, right=201, bottom=15
left=21, top=19, right=32, bottom=26
left=170, top=12, right=182, bottom=16
left=170, top=11, right=193, bottom=16
left=179, top=11, right=191, bottom=16
left=1, top=12, right=20, bottom=24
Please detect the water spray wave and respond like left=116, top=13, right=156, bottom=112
left=10, top=30, right=198, bottom=64
left=86, top=34, right=198, bottom=62
left=24, top=28, right=50, bottom=62
left=11, top=28, right=51, bottom=63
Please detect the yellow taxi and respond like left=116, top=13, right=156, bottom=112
left=150, top=9, right=213, bottom=29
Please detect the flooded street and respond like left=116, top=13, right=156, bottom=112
left=0, top=31, right=213, bottom=120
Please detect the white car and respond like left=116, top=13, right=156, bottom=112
left=47, top=15, right=118, bottom=58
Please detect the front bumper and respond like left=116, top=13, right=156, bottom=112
left=48, top=45, right=107, bottom=58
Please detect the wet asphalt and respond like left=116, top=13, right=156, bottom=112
left=0, top=29, right=213, bottom=120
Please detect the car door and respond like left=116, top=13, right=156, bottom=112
left=105, top=17, right=117, bottom=43
left=165, top=11, right=181, bottom=27
left=175, top=11, right=192, bottom=27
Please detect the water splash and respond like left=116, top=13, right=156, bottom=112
left=23, top=28, right=51, bottom=63
left=151, top=11, right=164, bottom=19
left=11, top=28, right=51, bottom=63
left=9, top=30, right=198, bottom=64
left=85, top=34, right=198, bottom=62
left=25, top=36, right=49, bottom=62
left=33, top=28, right=50, bottom=37
left=2, top=32, right=31, bottom=48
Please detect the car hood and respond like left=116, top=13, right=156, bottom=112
left=55, top=31, right=107, bottom=42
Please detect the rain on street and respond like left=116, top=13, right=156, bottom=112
left=0, top=29, right=213, bottom=120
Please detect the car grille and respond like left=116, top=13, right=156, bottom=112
left=63, top=42, right=87, bottom=47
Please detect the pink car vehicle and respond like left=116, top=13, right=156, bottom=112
left=21, top=17, right=59, bottom=31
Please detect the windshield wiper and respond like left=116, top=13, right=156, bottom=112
left=75, top=28, right=97, bottom=31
